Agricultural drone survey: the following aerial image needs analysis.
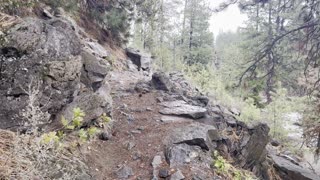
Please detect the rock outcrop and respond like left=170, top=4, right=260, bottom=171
left=270, top=152, right=319, bottom=180
left=0, top=15, right=112, bottom=131
left=164, top=123, right=216, bottom=177
left=152, top=72, right=174, bottom=92
left=149, top=71, right=319, bottom=180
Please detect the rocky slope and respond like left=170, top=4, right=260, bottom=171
left=0, top=10, right=319, bottom=180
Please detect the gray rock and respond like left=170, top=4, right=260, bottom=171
left=81, top=51, right=110, bottom=90
left=270, top=153, right=319, bottom=180
left=126, top=59, right=139, bottom=72
left=126, top=142, right=136, bottom=150
left=58, top=89, right=112, bottom=125
left=54, top=7, right=66, bottom=17
left=132, top=151, right=142, bottom=160
left=99, top=132, right=110, bottom=141
left=170, top=170, right=185, bottom=180
left=152, top=155, right=162, bottom=167
left=159, top=101, right=207, bottom=119
left=151, top=155, right=163, bottom=179
left=160, top=116, right=192, bottom=123
left=85, top=41, right=109, bottom=58
left=164, top=123, right=215, bottom=168
left=0, top=17, right=82, bottom=130
left=224, top=114, right=238, bottom=127
left=229, top=107, right=241, bottom=116
left=151, top=176, right=158, bottom=180
left=190, top=96, right=209, bottom=107
left=126, top=48, right=152, bottom=72
left=159, top=169, right=170, bottom=178
left=165, top=123, right=215, bottom=146
left=192, top=175, right=204, bottom=180
left=236, top=123, right=270, bottom=169
left=152, top=72, right=173, bottom=91
left=271, top=139, right=280, bottom=147
left=207, top=129, right=223, bottom=141
left=116, top=166, right=133, bottom=179
left=130, top=130, right=142, bottom=134
left=42, top=8, right=54, bottom=19
left=5, top=18, right=81, bottom=60
left=134, top=81, right=151, bottom=93
left=157, top=97, right=164, bottom=103
left=165, top=143, right=202, bottom=167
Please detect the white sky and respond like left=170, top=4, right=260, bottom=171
left=209, top=1, right=247, bottom=37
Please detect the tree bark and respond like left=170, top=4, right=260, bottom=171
left=181, top=0, right=188, bottom=45
left=266, top=0, right=274, bottom=103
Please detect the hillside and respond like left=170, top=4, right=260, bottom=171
left=0, top=2, right=320, bottom=180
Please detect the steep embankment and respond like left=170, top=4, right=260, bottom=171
left=0, top=9, right=319, bottom=180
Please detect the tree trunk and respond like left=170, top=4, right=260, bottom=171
left=266, top=0, right=274, bottom=103
left=256, top=3, right=260, bottom=31
left=173, top=38, right=177, bottom=69
left=181, top=0, right=188, bottom=45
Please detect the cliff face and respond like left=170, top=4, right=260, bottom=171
left=0, top=11, right=112, bottom=131
left=0, top=9, right=318, bottom=180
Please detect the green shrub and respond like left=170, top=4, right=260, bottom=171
left=212, top=150, right=230, bottom=174
left=212, top=151, right=256, bottom=180
left=41, top=107, right=113, bottom=146
left=0, top=0, right=37, bottom=15
left=3, top=107, right=97, bottom=179
left=44, top=0, right=79, bottom=13
left=240, top=98, right=262, bottom=123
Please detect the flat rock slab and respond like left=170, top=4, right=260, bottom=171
left=170, top=170, right=185, bottom=180
left=160, top=115, right=193, bottom=123
left=159, top=101, right=207, bottom=119
left=270, top=153, right=319, bottom=180
left=164, top=123, right=215, bottom=146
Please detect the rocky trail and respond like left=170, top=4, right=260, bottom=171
left=83, top=67, right=320, bottom=180
left=84, top=70, right=213, bottom=179
left=0, top=10, right=319, bottom=180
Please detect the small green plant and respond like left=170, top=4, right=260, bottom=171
left=72, top=107, right=85, bottom=128
left=212, top=150, right=229, bottom=174
left=100, top=113, right=112, bottom=123
left=212, top=151, right=256, bottom=180
left=41, top=131, right=60, bottom=145
left=87, top=127, right=99, bottom=137
left=41, top=107, right=106, bottom=145
left=78, top=129, right=88, bottom=142
left=61, top=107, right=85, bottom=130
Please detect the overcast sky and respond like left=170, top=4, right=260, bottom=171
left=209, top=1, right=247, bottom=37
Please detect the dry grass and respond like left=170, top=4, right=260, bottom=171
left=0, top=13, right=21, bottom=31
left=0, top=130, right=16, bottom=179
left=0, top=130, right=91, bottom=180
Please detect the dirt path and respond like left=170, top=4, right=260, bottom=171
left=84, top=71, right=193, bottom=180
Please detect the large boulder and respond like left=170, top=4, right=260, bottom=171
left=235, top=123, right=270, bottom=169
left=58, top=82, right=112, bottom=125
left=163, top=123, right=215, bottom=177
left=270, top=153, right=319, bottom=180
left=216, top=122, right=271, bottom=178
left=126, top=48, right=152, bottom=72
left=81, top=51, right=111, bottom=91
left=152, top=72, right=173, bottom=91
left=168, top=72, right=201, bottom=97
left=0, top=17, right=82, bottom=130
left=4, top=18, right=81, bottom=60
